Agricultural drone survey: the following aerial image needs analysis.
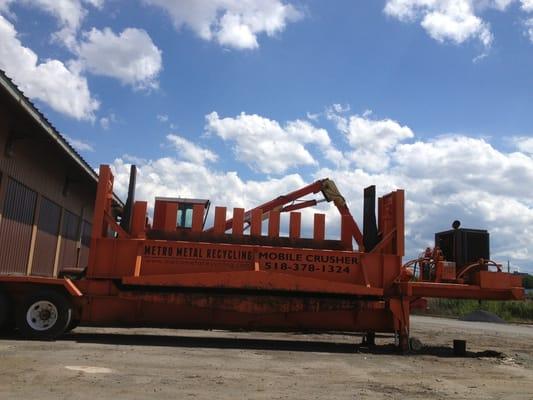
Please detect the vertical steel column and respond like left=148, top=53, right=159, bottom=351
left=232, top=208, right=244, bottom=236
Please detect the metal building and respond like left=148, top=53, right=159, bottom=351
left=0, top=70, right=117, bottom=277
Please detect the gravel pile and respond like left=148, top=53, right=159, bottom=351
left=460, top=310, right=506, bottom=324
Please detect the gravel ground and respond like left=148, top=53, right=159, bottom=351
left=0, top=315, right=532, bottom=400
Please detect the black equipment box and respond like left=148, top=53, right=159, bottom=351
left=435, top=228, right=489, bottom=268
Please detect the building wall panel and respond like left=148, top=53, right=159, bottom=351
left=0, top=107, right=95, bottom=223
left=0, top=177, right=37, bottom=274
left=78, top=220, right=92, bottom=269
left=31, top=197, right=61, bottom=276
left=58, top=210, right=80, bottom=270
left=0, top=97, right=102, bottom=277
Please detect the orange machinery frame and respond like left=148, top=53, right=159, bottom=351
left=0, top=165, right=524, bottom=350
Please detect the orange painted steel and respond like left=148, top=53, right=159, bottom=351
left=289, top=212, right=301, bottom=239
left=0, top=275, right=82, bottom=297
left=0, top=164, right=525, bottom=351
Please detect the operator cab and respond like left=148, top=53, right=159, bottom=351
left=152, top=196, right=210, bottom=231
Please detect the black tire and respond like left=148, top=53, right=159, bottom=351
left=64, top=317, right=80, bottom=333
left=0, top=290, right=9, bottom=330
left=16, top=290, right=72, bottom=340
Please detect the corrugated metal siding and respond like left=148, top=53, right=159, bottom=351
left=78, top=220, right=92, bottom=268
left=58, top=210, right=80, bottom=270
left=0, top=178, right=37, bottom=274
left=0, top=80, right=110, bottom=277
left=0, top=107, right=95, bottom=224
left=31, top=197, right=61, bottom=276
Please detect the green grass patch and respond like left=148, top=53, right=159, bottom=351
left=419, top=296, right=533, bottom=323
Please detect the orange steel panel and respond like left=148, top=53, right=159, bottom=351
left=379, top=193, right=394, bottom=254
left=123, top=271, right=384, bottom=296
left=88, top=238, right=140, bottom=278
left=163, top=202, right=178, bottom=232
left=395, top=190, right=405, bottom=257
left=250, top=209, right=262, bottom=237
left=313, top=213, right=325, bottom=241
left=91, top=165, right=112, bottom=240
left=191, top=204, right=204, bottom=233
left=0, top=275, right=82, bottom=296
left=232, top=208, right=244, bottom=236
left=134, top=242, right=143, bottom=276
left=477, top=271, right=524, bottom=290
left=139, top=241, right=255, bottom=275
left=118, top=292, right=386, bottom=314
left=75, top=278, right=115, bottom=296
left=511, top=274, right=525, bottom=287
left=82, top=293, right=395, bottom=333
left=214, top=207, right=227, bottom=234
left=131, top=201, right=147, bottom=238
left=408, top=281, right=525, bottom=300
left=389, top=297, right=410, bottom=349
left=382, top=254, right=401, bottom=288
left=152, top=199, right=164, bottom=229
left=289, top=212, right=301, bottom=239
left=268, top=210, right=280, bottom=238
left=341, top=215, right=353, bottom=250
left=88, top=166, right=113, bottom=277
left=133, top=240, right=390, bottom=287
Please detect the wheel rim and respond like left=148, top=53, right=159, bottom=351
left=26, top=301, right=58, bottom=331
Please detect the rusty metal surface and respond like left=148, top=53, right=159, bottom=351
left=0, top=177, right=36, bottom=274
left=81, top=293, right=394, bottom=333
left=31, top=197, right=61, bottom=276
left=58, top=210, right=80, bottom=270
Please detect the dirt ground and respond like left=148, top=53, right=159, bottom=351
left=0, top=315, right=532, bottom=400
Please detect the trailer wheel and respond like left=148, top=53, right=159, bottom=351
left=0, top=290, right=9, bottom=331
left=16, top=290, right=72, bottom=340
left=65, top=317, right=80, bottom=333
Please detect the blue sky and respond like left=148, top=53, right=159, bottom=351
left=1, top=0, right=533, bottom=272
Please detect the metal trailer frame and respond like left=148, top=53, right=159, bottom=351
left=0, top=165, right=525, bottom=350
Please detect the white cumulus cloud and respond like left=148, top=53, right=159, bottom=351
left=205, top=111, right=344, bottom=174
left=142, top=0, right=302, bottom=49
left=0, top=14, right=99, bottom=120
left=77, top=27, right=162, bottom=89
left=327, top=108, right=414, bottom=172
left=522, top=0, right=533, bottom=11
left=525, top=17, right=533, bottom=42
left=166, top=134, right=218, bottom=165
left=64, top=135, right=94, bottom=152
left=511, top=136, right=533, bottom=153
left=0, top=0, right=104, bottom=49
left=383, top=0, right=524, bottom=48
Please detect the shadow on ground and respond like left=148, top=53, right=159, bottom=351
left=0, top=327, right=506, bottom=359
left=0, top=329, right=505, bottom=359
